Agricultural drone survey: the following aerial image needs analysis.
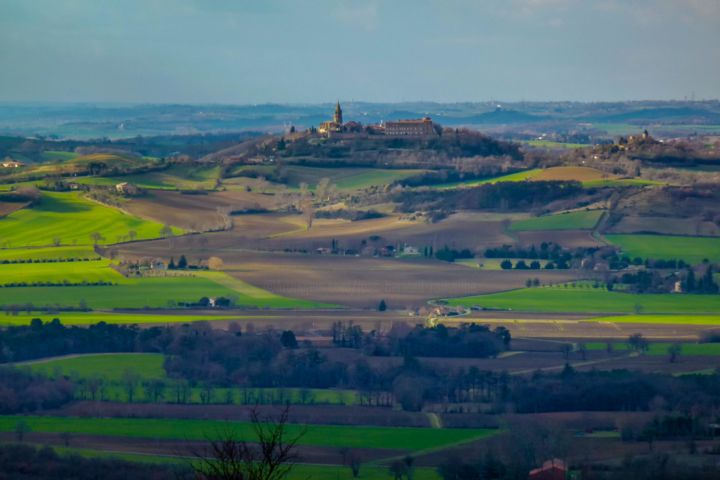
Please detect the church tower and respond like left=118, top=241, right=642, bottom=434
left=333, top=101, right=343, bottom=125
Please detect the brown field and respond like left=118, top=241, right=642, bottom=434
left=119, top=210, right=518, bottom=256
left=0, top=200, right=28, bottom=217
left=532, top=166, right=613, bottom=182
left=515, top=229, right=605, bottom=248
left=125, top=190, right=284, bottom=231
left=608, top=215, right=720, bottom=236
left=217, top=252, right=582, bottom=308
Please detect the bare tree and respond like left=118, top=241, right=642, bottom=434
left=340, top=448, right=362, bottom=478
left=668, top=343, right=682, bottom=363
left=190, top=407, right=304, bottom=480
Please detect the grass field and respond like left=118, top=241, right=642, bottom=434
left=0, top=272, right=327, bottom=310
left=0, top=191, right=182, bottom=247
left=0, top=416, right=495, bottom=451
left=26, top=353, right=166, bottom=381
left=39, top=151, right=78, bottom=162
left=585, top=341, right=720, bottom=356
left=510, top=210, right=603, bottom=231
left=585, top=314, right=720, bottom=325
left=52, top=447, right=442, bottom=480
left=0, top=259, right=123, bottom=284
left=24, top=353, right=359, bottom=404
left=0, top=311, right=255, bottom=326
left=605, top=234, right=720, bottom=263
left=446, top=284, right=720, bottom=314
left=0, top=246, right=98, bottom=261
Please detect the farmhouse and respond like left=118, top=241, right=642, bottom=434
left=1, top=157, right=24, bottom=168
left=115, top=182, right=140, bottom=196
left=528, top=458, right=567, bottom=480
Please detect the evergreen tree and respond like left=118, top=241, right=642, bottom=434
left=685, top=268, right=696, bottom=292
left=178, top=255, right=188, bottom=269
left=378, top=299, right=387, bottom=312
left=168, top=257, right=176, bottom=270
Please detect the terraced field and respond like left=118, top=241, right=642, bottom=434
left=605, top=234, right=720, bottom=263
left=0, top=191, right=181, bottom=247
left=76, top=164, right=221, bottom=191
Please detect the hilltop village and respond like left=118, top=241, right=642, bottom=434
left=317, top=102, right=440, bottom=137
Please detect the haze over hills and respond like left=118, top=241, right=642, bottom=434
left=2, top=100, right=720, bottom=140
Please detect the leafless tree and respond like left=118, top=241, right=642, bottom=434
left=190, top=406, right=304, bottom=480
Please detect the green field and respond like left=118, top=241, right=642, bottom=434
left=585, top=341, right=720, bottom=356
left=26, top=353, right=166, bottom=381
left=23, top=352, right=359, bottom=405
left=446, top=284, right=720, bottom=314
left=39, top=151, right=78, bottom=162
left=510, top=210, right=603, bottom=231
left=0, top=259, right=123, bottom=284
left=0, top=416, right=495, bottom=451
left=605, top=234, right=720, bottom=264
left=0, top=246, right=98, bottom=261
left=435, top=169, right=540, bottom=189
left=0, top=191, right=182, bottom=247
left=585, top=314, right=720, bottom=325
left=0, top=272, right=326, bottom=310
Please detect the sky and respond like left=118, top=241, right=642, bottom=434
left=1, top=0, right=719, bottom=104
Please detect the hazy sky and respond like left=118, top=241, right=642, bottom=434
left=1, top=0, right=719, bottom=103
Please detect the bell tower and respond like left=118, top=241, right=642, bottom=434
left=333, top=101, right=343, bottom=125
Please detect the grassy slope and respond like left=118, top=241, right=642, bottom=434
left=605, top=234, right=720, bottom=263
left=0, top=192, right=181, bottom=247
left=446, top=286, right=720, bottom=314
left=584, top=342, right=720, bottom=356
left=0, top=416, right=495, bottom=451
left=510, top=210, right=603, bottom=231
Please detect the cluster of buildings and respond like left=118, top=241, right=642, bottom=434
left=317, top=102, right=438, bottom=138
